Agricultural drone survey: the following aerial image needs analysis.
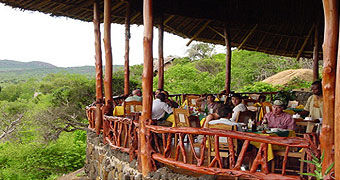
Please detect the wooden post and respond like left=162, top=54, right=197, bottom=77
left=104, top=0, right=113, bottom=115
left=321, top=0, right=338, bottom=175
left=313, top=23, right=319, bottom=81
left=158, top=15, right=164, bottom=90
left=124, top=1, right=131, bottom=96
left=141, top=0, right=154, bottom=176
left=93, top=0, right=103, bottom=134
left=224, top=23, right=231, bottom=95
left=334, top=10, right=340, bottom=180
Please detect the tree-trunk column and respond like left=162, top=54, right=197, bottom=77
left=141, top=0, right=154, bottom=176
left=104, top=0, right=113, bottom=115
left=321, top=0, right=338, bottom=175
left=158, top=16, right=164, bottom=90
left=313, top=23, right=319, bottom=81
left=93, top=0, right=103, bottom=134
left=124, top=2, right=131, bottom=96
left=224, top=23, right=231, bottom=95
left=334, top=8, right=340, bottom=180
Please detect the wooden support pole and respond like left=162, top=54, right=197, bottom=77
left=296, top=24, right=315, bottom=61
left=141, top=0, right=154, bottom=176
left=237, top=24, right=258, bottom=49
left=93, top=0, right=103, bottom=134
left=186, top=20, right=211, bottom=46
left=104, top=0, right=113, bottom=115
left=321, top=0, right=338, bottom=176
left=224, top=23, right=231, bottom=95
left=313, top=24, right=320, bottom=81
left=334, top=9, right=340, bottom=180
left=124, top=1, right=131, bottom=96
left=158, top=15, right=164, bottom=90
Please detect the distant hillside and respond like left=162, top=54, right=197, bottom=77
left=0, top=60, right=123, bottom=85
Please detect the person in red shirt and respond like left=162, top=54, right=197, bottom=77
left=264, top=100, right=296, bottom=130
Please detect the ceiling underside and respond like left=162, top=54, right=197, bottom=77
left=0, top=0, right=325, bottom=59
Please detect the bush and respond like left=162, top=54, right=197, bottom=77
left=0, top=131, right=86, bottom=180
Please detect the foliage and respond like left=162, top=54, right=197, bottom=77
left=299, top=151, right=334, bottom=180
left=186, top=42, right=216, bottom=60
left=238, top=82, right=280, bottom=93
left=0, top=131, right=86, bottom=180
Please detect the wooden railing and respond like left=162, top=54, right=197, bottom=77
left=146, top=125, right=317, bottom=180
left=103, top=116, right=138, bottom=161
left=85, top=106, right=96, bottom=131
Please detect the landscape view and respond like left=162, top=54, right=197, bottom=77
left=0, top=43, right=316, bottom=179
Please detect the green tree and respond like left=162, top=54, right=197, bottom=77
left=186, top=42, right=216, bottom=60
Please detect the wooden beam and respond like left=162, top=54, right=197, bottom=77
left=124, top=1, right=131, bottom=96
left=141, top=0, right=154, bottom=176
left=158, top=15, right=164, bottom=90
left=164, top=24, right=189, bottom=38
left=130, top=12, right=140, bottom=23
left=256, top=25, right=272, bottom=51
left=296, top=24, right=315, bottom=61
left=104, top=0, right=113, bottom=115
left=224, top=23, right=231, bottom=95
left=313, top=24, right=320, bottom=81
left=186, top=20, right=211, bottom=46
left=208, top=26, right=225, bottom=39
left=321, top=0, right=338, bottom=176
left=164, top=15, right=174, bottom=25
left=237, top=24, right=258, bottom=49
left=93, top=0, right=103, bottom=135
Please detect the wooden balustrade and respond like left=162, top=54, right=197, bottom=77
left=103, top=116, right=138, bottom=161
left=146, top=125, right=316, bottom=180
left=86, top=106, right=97, bottom=131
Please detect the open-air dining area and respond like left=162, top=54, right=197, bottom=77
left=1, top=0, right=340, bottom=179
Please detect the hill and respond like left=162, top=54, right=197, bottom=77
left=0, top=60, right=123, bottom=85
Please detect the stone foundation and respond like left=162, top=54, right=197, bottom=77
left=85, top=131, right=217, bottom=180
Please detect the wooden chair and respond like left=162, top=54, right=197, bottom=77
left=287, top=100, right=299, bottom=108
left=235, top=110, right=256, bottom=123
left=242, top=98, right=258, bottom=107
left=186, top=95, right=200, bottom=107
left=271, top=122, right=318, bottom=175
left=261, top=102, right=272, bottom=115
left=207, top=123, right=238, bottom=168
left=124, top=101, right=142, bottom=117
left=173, top=108, right=191, bottom=146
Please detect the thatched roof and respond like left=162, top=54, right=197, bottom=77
left=0, top=0, right=324, bottom=59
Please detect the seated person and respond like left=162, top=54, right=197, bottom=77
left=197, top=94, right=218, bottom=114
left=161, top=90, right=179, bottom=108
left=203, top=94, right=247, bottom=127
left=230, top=93, right=248, bottom=122
left=264, top=100, right=296, bottom=130
left=152, top=93, right=173, bottom=127
left=154, top=88, right=164, bottom=97
left=125, top=89, right=142, bottom=102
left=208, top=105, right=234, bottom=125
left=299, top=80, right=323, bottom=123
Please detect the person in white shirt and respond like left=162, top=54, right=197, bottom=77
left=152, top=93, right=173, bottom=126
left=230, top=94, right=248, bottom=122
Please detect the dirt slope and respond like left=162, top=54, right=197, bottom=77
left=262, top=69, right=313, bottom=85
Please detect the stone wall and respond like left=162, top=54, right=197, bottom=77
left=85, top=131, right=217, bottom=180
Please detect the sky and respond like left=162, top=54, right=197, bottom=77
left=0, top=3, right=225, bottom=67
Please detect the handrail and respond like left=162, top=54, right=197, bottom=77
left=146, top=124, right=316, bottom=180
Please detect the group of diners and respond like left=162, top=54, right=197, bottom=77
left=121, top=80, right=323, bottom=132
